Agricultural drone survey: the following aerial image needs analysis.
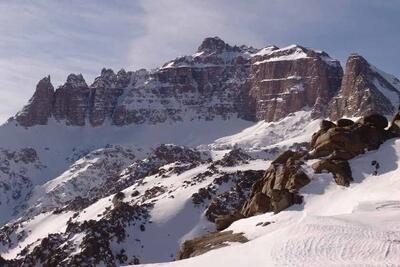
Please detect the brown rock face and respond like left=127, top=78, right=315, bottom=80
left=112, top=37, right=254, bottom=125
left=89, top=69, right=129, bottom=126
left=249, top=45, right=343, bottom=121
left=15, top=76, right=54, bottom=126
left=15, top=70, right=133, bottom=127
left=177, top=230, right=248, bottom=260
left=240, top=192, right=270, bottom=217
left=311, top=116, right=390, bottom=160
left=52, top=74, right=90, bottom=126
left=241, top=150, right=310, bottom=216
left=312, top=159, right=353, bottom=186
left=328, top=54, right=400, bottom=120
left=215, top=211, right=245, bottom=231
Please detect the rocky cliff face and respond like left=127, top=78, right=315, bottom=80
left=249, top=45, right=343, bottom=121
left=328, top=54, right=400, bottom=120
left=52, top=74, right=90, bottom=126
left=112, top=37, right=255, bottom=125
left=89, top=69, right=131, bottom=126
left=15, top=76, right=54, bottom=126
left=12, top=38, right=400, bottom=128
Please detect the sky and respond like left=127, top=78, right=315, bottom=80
left=0, top=0, right=399, bottom=122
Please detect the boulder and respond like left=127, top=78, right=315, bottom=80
left=389, top=111, right=400, bottom=136
left=321, top=120, right=336, bottom=131
left=177, top=231, right=248, bottom=260
left=312, top=159, right=353, bottom=186
left=270, top=189, right=303, bottom=213
left=359, top=114, right=388, bottom=129
left=311, top=120, right=336, bottom=148
left=336, top=118, right=354, bottom=127
left=241, top=150, right=310, bottom=216
left=311, top=118, right=389, bottom=160
left=215, top=211, right=245, bottom=231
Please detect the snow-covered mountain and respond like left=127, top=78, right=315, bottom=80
left=1, top=37, right=400, bottom=266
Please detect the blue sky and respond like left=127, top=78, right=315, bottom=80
left=0, top=0, right=399, bottom=122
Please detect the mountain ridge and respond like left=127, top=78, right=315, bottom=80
left=11, top=37, right=400, bottom=130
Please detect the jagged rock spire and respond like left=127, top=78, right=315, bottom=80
left=197, top=36, right=234, bottom=53
left=327, top=54, right=400, bottom=120
left=15, top=75, right=54, bottom=126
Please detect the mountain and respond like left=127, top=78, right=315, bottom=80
left=328, top=54, right=400, bottom=120
left=1, top=37, right=400, bottom=266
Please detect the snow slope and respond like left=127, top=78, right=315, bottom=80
left=0, top=117, right=253, bottom=179
left=0, top=110, right=317, bottom=264
left=209, top=110, right=319, bottom=151
left=137, top=138, right=400, bottom=267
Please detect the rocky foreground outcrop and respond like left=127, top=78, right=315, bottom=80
left=178, top=112, right=400, bottom=259
left=241, top=150, right=309, bottom=216
left=177, top=231, right=248, bottom=260
left=233, top=114, right=395, bottom=225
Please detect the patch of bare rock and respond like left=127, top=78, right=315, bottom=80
left=177, top=230, right=248, bottom=260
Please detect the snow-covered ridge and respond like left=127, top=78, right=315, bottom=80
left=371, top=64, right=400, bottom=91
left=251, top=44, right=339, bottom=67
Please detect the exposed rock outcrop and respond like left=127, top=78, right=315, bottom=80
left=177, top=230, right=248, bottom=260
left=310, top=114, right=391, bottom=160
left=310, top=114, right=396, bottom=186
left=312, top=159, right=353, bottom=186
left=215, top=211, right=245, bottom=231
left=337, top=118, right=354, bottom=127
left=241, top=150, right=310, bottom=217
left=213, top=148, right=253, bottom=167
left=11, top=39, right=400, bottom=128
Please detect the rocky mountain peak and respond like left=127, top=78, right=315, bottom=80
left=92, top=69, right=117, bottom=87
left=100, top=68, right=116, bottom=78
left=14, top=75, right=55, bottom=126
left=37, top=75, right=52, bottom=88
left=327, top=53, right=400, bottom=120
left=197, top=36, right=238, bottom=54
left=117, top=68, right=127, bottom=77
left=65, top=73, right=88, bottom=89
